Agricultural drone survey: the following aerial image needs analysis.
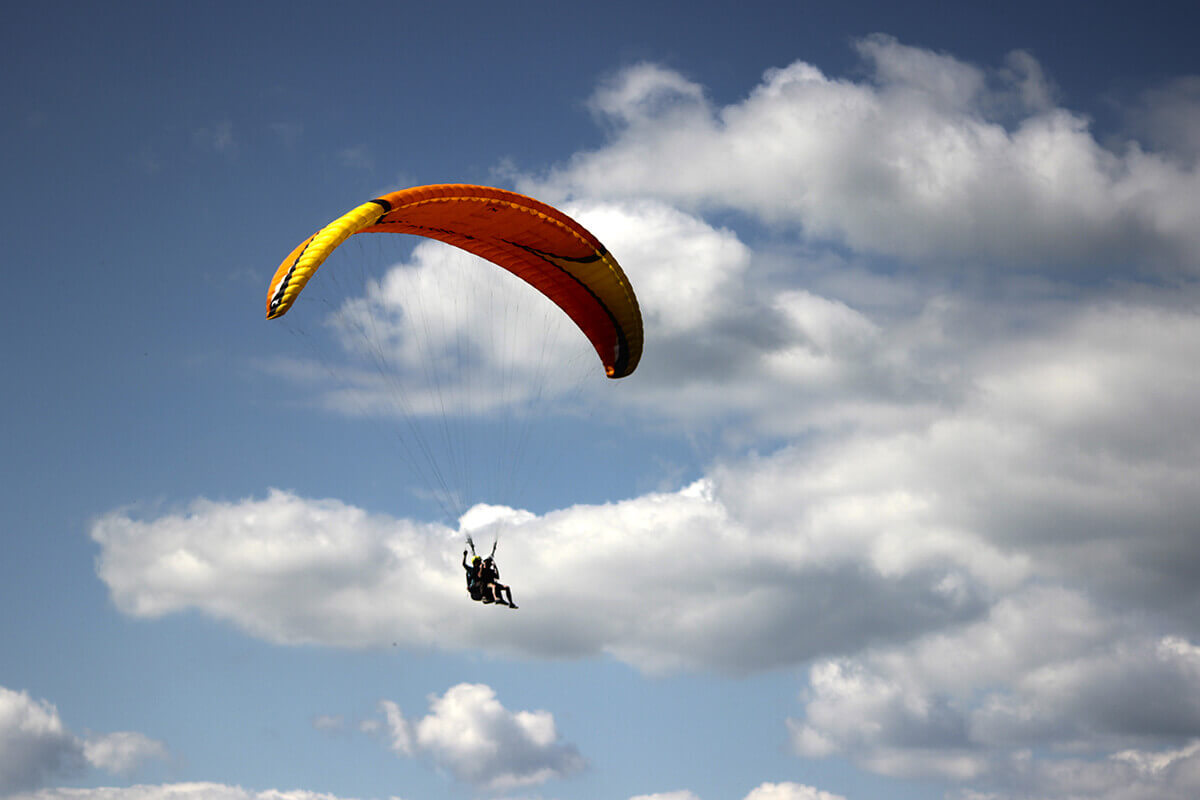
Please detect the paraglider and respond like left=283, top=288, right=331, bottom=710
left=266, top=184, right=643, bottom=609
left=463, top=548, right=517, bottom=608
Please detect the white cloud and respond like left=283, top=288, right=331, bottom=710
left=0, top=688, right=82, bottom=795
left=627, top=784, right=845, bottom=800
left=788, top=589, right=1200, bottom=788
left=855, top=34, right=988, bottom=111
left=378, top=683, right=584, bottom=790
left=7, top=785, right=365, bottom=800
left=589, top=62, right=708, bottom=127
left=1126, top=76, right=1200, bottom=161
left=91, top=490, right=460, bottom=648
left=379, top=700, right=411, bottom=756
left=0, top=687, right=168, bottom=794
left=90, top=474, right=1011, bottom=674
left=528, top=36, right=1200, bottom=272
left=936, top=740, right=1200, bottom=800
left=744, top=784, right=847, bottom=800
left=82, top=733, right=169, bottom=777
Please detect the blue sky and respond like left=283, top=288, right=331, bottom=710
left=4, top=2, right=1200, bottom=799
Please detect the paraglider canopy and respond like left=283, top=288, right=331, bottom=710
left=266, top=183, right=643, bottom=378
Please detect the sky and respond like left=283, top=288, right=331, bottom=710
left=4, top=2, right=1200, bottom=799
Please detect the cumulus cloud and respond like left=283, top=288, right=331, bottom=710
left=744, top=784, right=847, bottom=800
left=90, top=476, right=1010, bottom=674
left=1018, top=740, right=1200, bottom=800
left=628, top=785, right=845, bottom=800
left=91, top=490, right=460, bottom=649
left=377, top=683, right=584, bottom=790
left=528, top=35, right=1200, bottom=272
left=789, top=590, right=1200, bottom=789
left=0, top=687, right=168, bottom=794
